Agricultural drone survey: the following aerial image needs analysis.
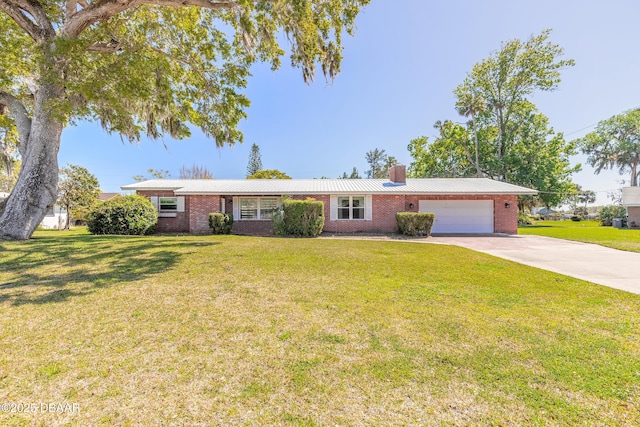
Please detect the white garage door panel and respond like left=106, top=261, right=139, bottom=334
left=419, top=200, right=494, bottom=233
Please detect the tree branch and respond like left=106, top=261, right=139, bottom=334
left=62, top=0, right=240, bottom=39
left=0, top=0, right=46, bottom=41
left=0, top=92, right=32, bottom=157
left=16, top=0, right=55, bottom=36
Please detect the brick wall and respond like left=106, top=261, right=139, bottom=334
left=136, top=191, right=520, bottom=235
left=188, top=195, right=220, bottom=234
left=233, top=221, right=274, bottom=235
left=294, top=194, right=518, bottom=234
left=137, top=190, right=190, bottom=233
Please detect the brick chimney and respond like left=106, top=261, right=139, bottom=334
left=389, top=165, right=406, bottom=184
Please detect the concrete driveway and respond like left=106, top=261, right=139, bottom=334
left=430, top=235, right=640, bottom=295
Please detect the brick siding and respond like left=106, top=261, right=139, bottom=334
left=135, top=191, right=520, bottom=235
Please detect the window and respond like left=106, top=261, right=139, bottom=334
left=159, top=197, right=178, bottom=211
left=239, top=197, right=280, bottom=220
left=260, top=198, right=278, bottom=219
left=337, top=196, right=365, bottom=220
left=240, top=198, right=258, bottom=219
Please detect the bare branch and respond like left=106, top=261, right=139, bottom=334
left=0, top=92, right=32, bottom=156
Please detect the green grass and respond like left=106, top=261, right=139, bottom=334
left=519, top=220, right=640, bottom=252
left=1, top=228, right=639, bottom=425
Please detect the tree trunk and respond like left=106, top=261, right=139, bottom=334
left=0, top=84, right=64, bottom=240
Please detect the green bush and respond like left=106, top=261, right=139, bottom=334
left=209, top=212, right=233, bottom=234
left=273, top=199, right=324, bottom=237
left=599, top=205, right=627, bottom=226
left=570, top=215, right=582, bottom=222
left=396, top=212, right=435, bottom=236
left=518, top=211, right=533, bottom=225
left=87, top=195, right=157, bottom=235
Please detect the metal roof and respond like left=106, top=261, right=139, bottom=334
left=122, top=178, right=538, bottom=195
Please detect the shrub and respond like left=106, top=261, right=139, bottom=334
left=570, top=215, right=581, bottom=222
left=87, top=195, right=157, bottom=235
left=518, top=211, right=533, bottom=225
left=598, top=205, right=627, bottom=226
left=209, top=212, right=233, bottom=234
left=396, top=212, right=435, bottom=236
left=273, top=199, right=324, bottom=237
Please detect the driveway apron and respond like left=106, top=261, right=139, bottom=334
left=430, top=235, right=640, bottom=295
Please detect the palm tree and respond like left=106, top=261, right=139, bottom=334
left=456, top=92, right=486, bottom=178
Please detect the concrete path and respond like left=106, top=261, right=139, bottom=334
left=430, top=235, right=640, bottom=295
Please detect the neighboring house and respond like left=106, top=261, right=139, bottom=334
left=532, top=207, right=559, bottom=220
left=1, top=192, right=67, bottom=230
left=40, top=205, right=68, bottom=229
left=2, top=192, right=68, bottom=230
left=99, top=192, right=120, bottom=201
left=622, top=187, right=640, bottom=227
left=121, top=165, right=537, bottom=235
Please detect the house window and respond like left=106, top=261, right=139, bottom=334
left=240, top=198, right=258, bottom=219
left=239, top=197, right=279, bottom=220
left=260, top=198, right=278, bottom=219
left=338, top=196, right=365, bottom=220
left=159, top=197, right=178, bottom=211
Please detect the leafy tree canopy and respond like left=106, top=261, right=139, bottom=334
left=58, top=164, right=100, bottom=228
left=339, top=166, right=361, bottom=179
left=365, top=148, right=397, bottom=179
left=575, top=108, right=640, bottom=186
left=1, top=0, right=369, bottom=145
left=0, top=0, right=370, bottom=239
left=408, top=30, right=579, bottom=209
left=133, top=168, right=171, bottom=181
left=247, top=169, right=291, bottom=179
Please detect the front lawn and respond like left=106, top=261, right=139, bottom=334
left=1, top=229, right=639, bottom=425
left=519, top=220, right=640, bottom=252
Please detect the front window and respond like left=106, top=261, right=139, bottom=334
left=159, top=197, right=178, bottom=211
left=240, top=198, right=258, bottom=219
left=338, top=196, right=365, bottom=220
left=239, top=197, right=279, bottom=220
left=260, top=198, right=278, bottom=219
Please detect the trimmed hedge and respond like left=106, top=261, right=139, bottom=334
left=396, top=212, right=435, bottom=236
left=209, top=212, right=233, bottom=234
left=87, top=195, right=157, bottom=235
left=273, top=199, right=324, bottom=237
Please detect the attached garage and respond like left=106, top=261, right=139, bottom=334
left=419, top=200, right=494, bottom=233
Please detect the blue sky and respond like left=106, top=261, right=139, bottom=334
left=59, top=0, right=640, bottom=204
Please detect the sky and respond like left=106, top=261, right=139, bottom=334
left=58, top=0, right=640, bottom=205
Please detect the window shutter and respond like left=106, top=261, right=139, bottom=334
left=176, top=196, right=185, bottom=212
left=365, top=195, right=373, bottom=220
left=330, top=195, right=338, bottom=221
left=149, top=196, right=159, bottom=211
left=232, top=197, right=239, bottom=219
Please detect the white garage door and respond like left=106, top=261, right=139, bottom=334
left=419, top=200, right=494, bottom=233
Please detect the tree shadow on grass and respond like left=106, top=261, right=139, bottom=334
left=0, top=234, right=219, bottom=306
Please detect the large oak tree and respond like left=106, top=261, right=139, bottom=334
left=0, top=0, right=369, bottom=239
left=576, top=108, right=640, bottom=187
